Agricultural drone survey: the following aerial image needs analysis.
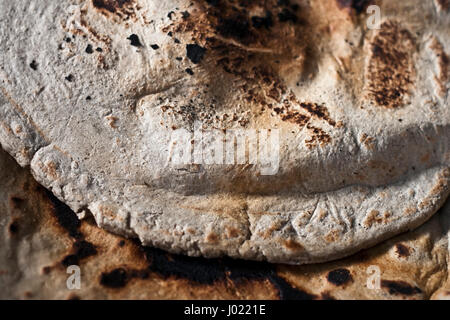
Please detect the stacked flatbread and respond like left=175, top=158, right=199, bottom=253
left=0, top=148, right=449, bottom=299
left=0, top=0, right=449, bottom=287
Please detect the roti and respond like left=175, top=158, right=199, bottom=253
left=0, top=0, right=449, bottom=264
left=0, top=147, right=449, bottom=300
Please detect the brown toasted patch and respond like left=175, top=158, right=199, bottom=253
left=283, top=239, right=304, bottom=252
left=305, top=124, right=332, bottom=148
left=404, top=207, right=417, bottom=216
left=259, top=220, right=284, bottom=239
left=298, top=102, right=336, bottom=127
left=42, top=266, right=52, bottom=275
left=429, top=176, right=450, bottom=196
left=363, top=209, right=391, bottom=228
left=225, top=226, right=240, bottom=239
left=205, top=232, right=220, bottom=244
left=186, top=227, right=196, bottom=235
left=42, top=161, right=58, bottom=179
left=320, top=291, right=336, bottom=300
left=92, top=0, right=137, bottom=21
left=67, top=293, right=81, bottom=300
left=429, top=37, right=449, bottom=97
left=277, top=99, right=336, bottom=130
left=98, top=205, right=118, bottom=220
left=436, top=0, right=450, bottom=11
left=395, top=243, right=411, bottom=258
left=421, top=153, right=431, bottom=163
left=318, top=209, right=328, bottom=221
left=324, top=229, right=340, bottom=243
left=360, top=134, right=376, bottom=150
left=9, top=196, right=24, bottom=209
left=106, top=115, right=119, bottom=128
left=365, top=21, right=415, bottom=109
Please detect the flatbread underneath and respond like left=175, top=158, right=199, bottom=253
left=0, top=148, right=449, bottom=300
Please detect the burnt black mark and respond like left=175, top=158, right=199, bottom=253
left=9, top=220, right=19, bottom=235
left=217, top=16, right=252, bottom=41
left=139, top=246, right=315, bottom=299
left=251, top=12, right=273, bottom=29
left=185, top=68, right=194, bottom=75
left=9, top=196, right=24, bottom=209
left=118, top=240, right=126, bottom=247
left=186, top=44, right=206, bottom=64
left=381, top=280, right=422, bottom=296
left=327, top=268, right=352, bottom=286
left=100, top=268, right=128, bottom=288
left=277, top=0, right=291, bottom=5
left=65, top=74, right=74, bottom=82
left=206, top=0, right=220, bottom=6
left=127, top=34, right=142, bottom=47
left=201, top=0, right=300, bottom=45
left=300, top=102, right=336, bottom=126
left=336, top=0, right=373, bottom=14
left=33, top=201, right=316, bottom=299
left=61, top=254, right=79, bottom=267
left=45, top=189, right=98, bottom=267
left=74, top=240, right=97, bottom=259
left=44, top=188, right=312, bottom=299
left=268, top=274, right=316, bottom=300
left=181, top=11, right=190, bottom=19
left=46, top=190, right=81, bottom=239
left=85, top=44, right=94, bottom=54
left=62, top=240, right=97, bottom=267
left=92, top=0, right=132, bottom=13
left=225, top=258, right=275, bottom=283
left=150, top=44, right=160, bottom=50
left=96, top=47, right=103, bottom=52
left=278, top=8, right=298, bottom=23
left=100, top=267, right=150, bottom=288
left=29, top=60, right=38, bottom=70
left=86, top=96, right=92, bottom=101
left=141, top=246, right=226, bottom=285
left=395, top=243, right=411, bottom=258
left=167, top=11, right=175, bottom=20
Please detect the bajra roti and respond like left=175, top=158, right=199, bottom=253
left=0, top=0, right=449, bottom=264
left=1, top=147, right=449, bottom=300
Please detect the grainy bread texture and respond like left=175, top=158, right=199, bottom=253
left=0, top=0, right=449, bottom=264
left=0, top=148, right=449, bottom=300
